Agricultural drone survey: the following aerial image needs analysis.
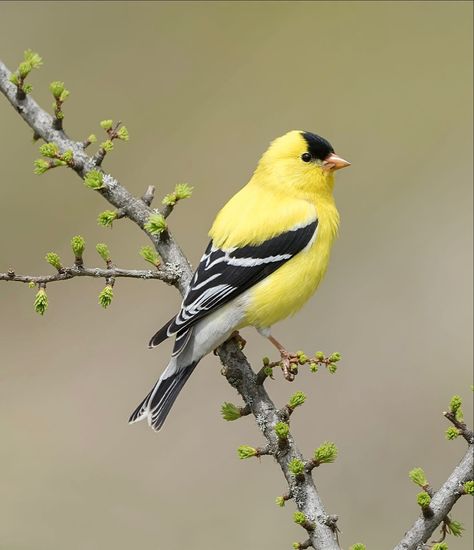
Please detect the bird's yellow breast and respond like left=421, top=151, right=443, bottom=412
left=244, top=197, right=339, bottom=330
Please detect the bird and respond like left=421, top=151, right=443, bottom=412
left=129, top=130, right=350, bottom=431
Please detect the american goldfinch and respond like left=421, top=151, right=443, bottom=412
left=130, top=130, right=350, bottom=431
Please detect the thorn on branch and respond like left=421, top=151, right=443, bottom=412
left=141, top=185, right=155, bottom=207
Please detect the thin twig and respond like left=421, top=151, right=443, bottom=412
left=0, top=265, right=180, bottom=285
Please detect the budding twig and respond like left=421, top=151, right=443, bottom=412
left=0, top=265, right=179, bottom=286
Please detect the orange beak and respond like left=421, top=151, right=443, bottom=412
left=323, top=153, right=351, bottom=171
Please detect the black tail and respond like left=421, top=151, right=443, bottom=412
left=129, top=363, right=197, bottom=431
left=148, top=316, right=175, bottom=349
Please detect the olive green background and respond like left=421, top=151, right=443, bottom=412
left=0, top=2, right=472, bottom=549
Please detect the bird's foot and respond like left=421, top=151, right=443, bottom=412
left=279, top=350, right=298, bottom=382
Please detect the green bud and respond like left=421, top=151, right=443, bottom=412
left=349, top=545, right=366, bottom=550
left=34, top=288, right=48, bottom=315
left=464, top=480, right=474, bottom=495
left=95, top=243, right=111, bottom=263
left=23, top=83, right=33, bottom=94
left=431, top=544, right=448, bottom=550
left=293, top=512, right=306, bottom=525
left=101, top=140, right=114, bottom=152
left=24, top=49, right=42, bottom=69
left=327, top=363, right=338, bottom=374
left=292, top=543, right=300, bottom=549
left=18, top=61, right=31, bottom=78
left=315, top=351, right=325, bottom=361
left=237, top=445, right=257, bottom=459
left=162, top=183, right=193, bottom=206
left=39, top=142, right=59, bottom=158
left=446, top=519, right=464, bottom=537
left=61, top=150, right=73, bottom=163
left=175, top=182, right=193, bottom=200
left=162, top=193, right=177, bottom=207
left=329, top=352, right=342, bottom=362
left=275, top=496, right=285, bottom=507
left=297, top=353, right=308, bottom=365
left=9, top=73, right=19, bottom=85
left=45, top=252, right=62, bottom=271
left=98, top=285, right=113, bottom=308
left=100, top=119, right=113, bottom=131
left=139, top=245, right=160, bottom=266
left=445, top=427, right=460, bottom=440
left=289, top=391, right=306, bottom=409
left=97, top=210, right=117, bottom=228
left=409, top=467, right=428, bottom=488
left=145, top=213, right=167, bottom=235
left=28, top=281, right=35, bottom=289
left=263, top=366, right=274, bottom=378
left=49, top=81, right=65, bottom=99
left=288, top=458, right=305, bottom=476
left=416, top=491, right=431, bottom=508
left=262, top=356, right=270, bottom=366
left=449, top=395, right=464, bottom=422
left=275, top=422, right=290, bottom=440
left=87, top=134, right=97, bottom=144
left=293, top=512, right=313, bottom=529
left=117, top=126, right=129, bottom=141
left=59, top=89, right=69, bottom=102
left=71, top=235, right=85, bottom=256
left=450, top=395, right=462, bottom=414
left=221, top=402, right=241, bottom=421
left=309, top=362, right=318, bottom=373
left=84, top=170, right=104, bottom=190
left=34, top=159, right=50, bottom=174
left=314, top=441, right=338, bottom=464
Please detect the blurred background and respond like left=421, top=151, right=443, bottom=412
left=0, top=2, right=472, bottom=549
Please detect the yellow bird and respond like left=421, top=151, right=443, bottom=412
left=130, top=130, right=350, bottom=431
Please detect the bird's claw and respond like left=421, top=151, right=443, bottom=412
left=280, top=351, right=298, bottom=382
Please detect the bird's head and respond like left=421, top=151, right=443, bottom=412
left=255, top=130, right=350, bottom=198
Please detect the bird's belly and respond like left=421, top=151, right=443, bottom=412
left=244, top=243, right=331, bottom=330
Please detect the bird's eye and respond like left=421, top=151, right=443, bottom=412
left=301, top=152, right=312, bottom=163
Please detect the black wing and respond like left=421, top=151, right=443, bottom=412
left=149, top=219, right=318, bottom=351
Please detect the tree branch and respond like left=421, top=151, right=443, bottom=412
left=0, top=265, right=180, bottom=285
left=394, top=444, right=473, bottom=550
left=0, top=59, right=192, bottom=295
